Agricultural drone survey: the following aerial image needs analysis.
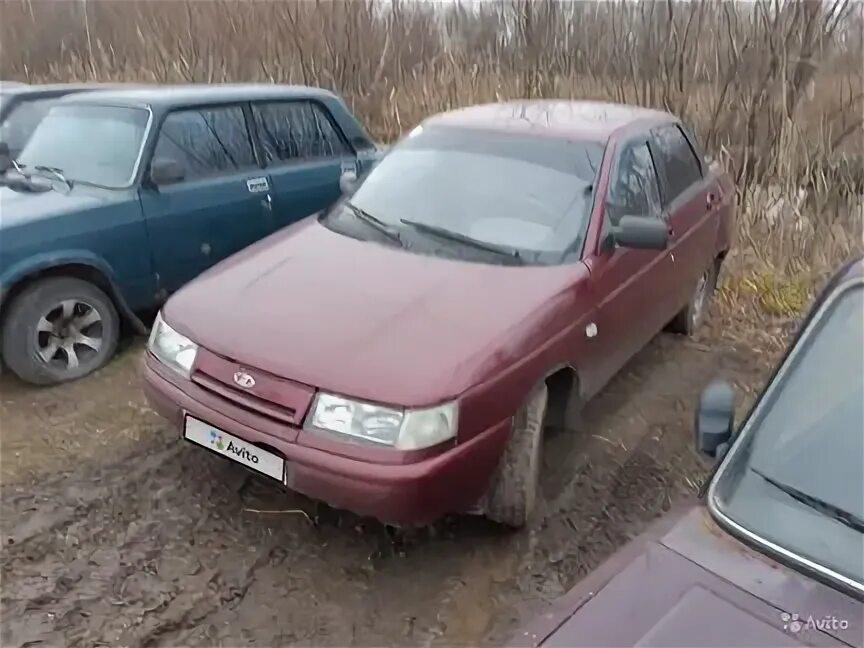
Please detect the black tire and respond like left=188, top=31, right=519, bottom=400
left=484, top=384, right=548, bottom=528
left=669, top=260, right=719, bottom=336
left=1, top=277, right=120, bottom=385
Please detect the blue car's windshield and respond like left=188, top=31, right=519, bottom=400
left=17, top=104, right=149, bottom=188
left=0, top=96, right=59, bottom=155
left=710, top=281, right=864, bottom=591
left=325, top=125, right=603, bottom=263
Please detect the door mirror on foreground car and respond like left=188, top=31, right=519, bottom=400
left=149, top=157, right=185, bottom=187
left=339, top=169, right=358, bottom=195
left=613, top=216, right=669, bottom=251
left=695, top=380, right=736, bottom=460
left=0, top=141, right=11, bottom=174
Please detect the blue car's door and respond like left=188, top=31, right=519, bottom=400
left=249, top=100, right=357, bottom=233
left=139, top=103, right=272, bottom=296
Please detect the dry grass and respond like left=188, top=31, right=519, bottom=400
left=1, top=0, right=861, bottom=330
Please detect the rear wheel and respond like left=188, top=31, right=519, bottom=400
left=484, top=384, right=548, bottom=528
left=1, top=277, right=120, bottom=385
left=669, top=260, right=719, bottom=336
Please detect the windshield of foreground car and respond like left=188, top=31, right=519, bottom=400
left=710, top=282, right=864, bottom=591
left=17, top=104, right=149, bottom=188
left=323, top=125, right=603, bottom=263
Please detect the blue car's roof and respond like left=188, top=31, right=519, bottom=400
left=59, top=84, right=338, bottom=109
left=0, top=82, right=113, bottom=98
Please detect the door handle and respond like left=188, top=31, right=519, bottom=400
left=707, top=192, right=721, bottom=210
left=261, top=194, right=273, bottom=212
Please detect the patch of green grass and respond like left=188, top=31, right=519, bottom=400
left=717, top=270, right=813, bottom=320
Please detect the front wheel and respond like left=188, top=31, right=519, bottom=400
left=483, top=384, right=548, bottom=528
left=1, top=277, right=120, bottom=385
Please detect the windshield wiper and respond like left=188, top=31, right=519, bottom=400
left=0, top=158, right=30, bottom=179
left=344, top=201, right=402, bottom=246
left=399, top=218, right=523, bottom=262
left=752, top=467, right=864, bottom=533
left=33, top=165, right=72, bottom=190
left=9, top=158, right=27, bottom=176
left=0, top=161, right=41, bottom=189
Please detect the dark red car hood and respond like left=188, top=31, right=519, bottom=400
left=518, top=506, right=863, bottom=647
left=163, top=219, right=586, bottom=406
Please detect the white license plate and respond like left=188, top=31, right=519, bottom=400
left=184, top=416, right=284, bottom=481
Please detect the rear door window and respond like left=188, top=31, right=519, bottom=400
left=152, top=105, right=257, bottom=181
left=251, top=101, right=351, bottom=165
left=651, top=125, right=703, bottom=205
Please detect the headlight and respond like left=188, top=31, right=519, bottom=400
left=147, top=311, right=198, bottom=378
left=307, top=393, right=457, bottom=451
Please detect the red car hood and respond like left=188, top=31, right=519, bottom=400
left=163, top=219, right=586, bottom=406
left=520, top=507, right=863, bottom=647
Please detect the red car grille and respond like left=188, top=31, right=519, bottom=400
left=192, top=373, right=299, bottom=424
left=191, top=349, right=316, bottom=427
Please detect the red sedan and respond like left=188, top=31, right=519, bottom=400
left=143, top=100, right=735, bottom=528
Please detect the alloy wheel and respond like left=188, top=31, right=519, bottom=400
left=35, top=299, right=104, bottom=371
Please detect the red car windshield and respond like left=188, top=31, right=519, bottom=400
left=710, top=282, right=864, bottom=593
left=326, top=125, right=603, bottom=264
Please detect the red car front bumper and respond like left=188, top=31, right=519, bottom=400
left=142, top=355, right=510, bottom=525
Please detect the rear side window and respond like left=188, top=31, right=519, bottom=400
left=651, top=125, right=702, bottom=204
left=607, top=141, right=662, bottom=224
left=152, top=105, right=256, bottom=181
left=251, top=101, right=350, bottom=165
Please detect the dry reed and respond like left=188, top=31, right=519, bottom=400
left=1, top=0, right=861, bottom=324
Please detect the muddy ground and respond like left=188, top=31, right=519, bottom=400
left=0, top=325, right=781, bottom=647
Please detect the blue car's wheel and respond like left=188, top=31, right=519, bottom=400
left=2, top=277, right=120, bottom=385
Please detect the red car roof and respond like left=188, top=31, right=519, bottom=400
left=424, top=100, right=675, bottom=143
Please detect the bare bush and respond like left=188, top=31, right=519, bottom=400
left=1, top=0, right=861, bottom=318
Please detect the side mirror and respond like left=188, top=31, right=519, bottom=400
left=0, top=141, right=11, bottom=174
left=339, top=169, right=358, bottom=195
left=612, top=216, right=669, bottom=251
left=695, top=380, right=736, bottom=460
left=149, top=157, right=185, bottom=187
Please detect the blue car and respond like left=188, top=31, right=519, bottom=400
left=0, top=84, right=381, bottom=385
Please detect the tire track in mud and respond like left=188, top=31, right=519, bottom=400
left=2, top=442, right=177, bottom=555
left=2, top=441, right=185, bottom=647
left=3, top=430, right=394, bottom=647
left=1, top=435, right=265, bottom=647
left=1, top=332, right=775, bottom=648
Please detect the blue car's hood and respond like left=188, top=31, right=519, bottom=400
left=0, top=185, right=109, bottom=228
